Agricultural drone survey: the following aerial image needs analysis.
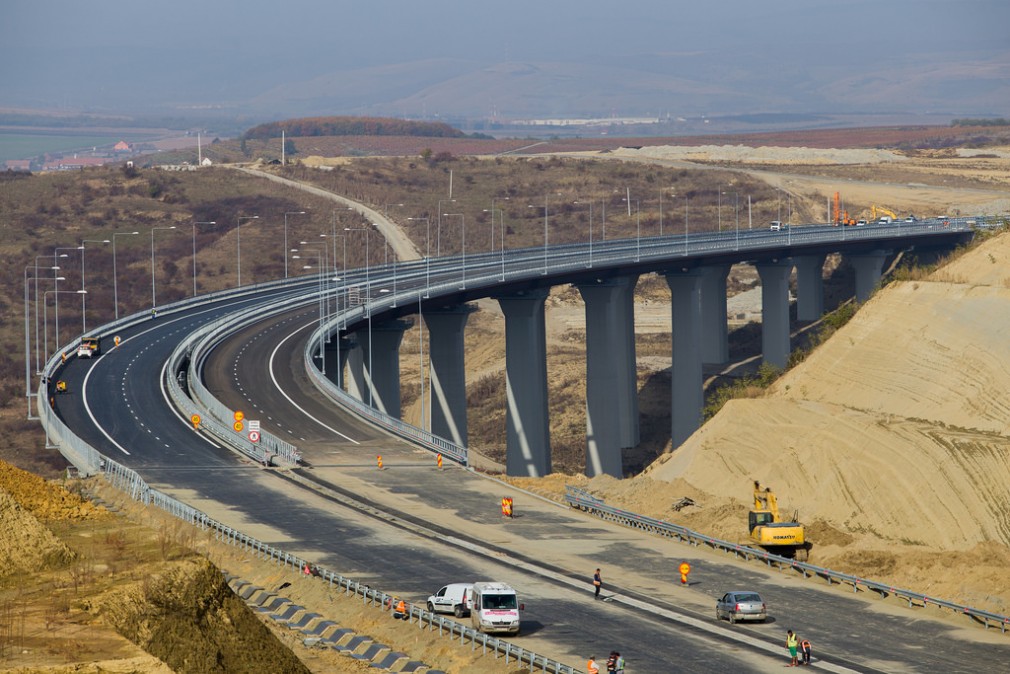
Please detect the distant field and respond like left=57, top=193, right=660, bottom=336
left=0, top=133, right=127, bottom=162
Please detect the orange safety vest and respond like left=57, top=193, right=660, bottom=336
left=801, top=639, right=811, bottom=649
left=396, top=600, right=406, bottom=613
left=587, top=659, right=599, bottom=674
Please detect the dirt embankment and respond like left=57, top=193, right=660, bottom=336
left=0, top=461, right=545, bottom=673
left=566, top=232, right=1010, bottom=616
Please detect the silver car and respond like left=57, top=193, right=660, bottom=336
left=716, top=591, right=767, bottom=624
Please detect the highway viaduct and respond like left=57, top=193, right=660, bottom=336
left=309, top=219, right=972, bottom=478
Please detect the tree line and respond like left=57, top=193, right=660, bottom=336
left=243, top=116, right=468, bottom=140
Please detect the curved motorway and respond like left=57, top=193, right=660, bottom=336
left=51, top=225, right=1002, bottom=672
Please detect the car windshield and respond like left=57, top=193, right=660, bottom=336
left=735, top=593, right=762, bottom=603
left=481, top=593, right=517, bottom=610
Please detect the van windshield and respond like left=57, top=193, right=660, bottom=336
left=481, top=593, right=517, bottom=610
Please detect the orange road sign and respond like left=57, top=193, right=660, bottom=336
left=233, top=420, right=244, bottom=432
left=190, top=413, right=201, bottom=427
left=234, top=410, right=245, bottom=422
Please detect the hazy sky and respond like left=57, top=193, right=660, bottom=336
left=3, top=0, right=1007, bottom=119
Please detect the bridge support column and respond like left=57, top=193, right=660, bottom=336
left=323, top=336, right=352, bottom=390
left=756, top=259, right=794, bottom=368
left=793, top=255, right=826, bottom=321
left=424, top=304, right=475, bottom=448
left=699, top=265, right=730, bottom=365
left=849, top=250, right=890, bottom=303
left=497, top=289, right=551, bottom=477
left=346, top=339, right=365, bottom=403
left=577, top=275, right=639, bottom=478
left=354, top=319, right=411, bottom=417
left=665, top=269, right=704, bottom=449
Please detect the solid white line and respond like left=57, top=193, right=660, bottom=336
left=79, top=298, right=268, bottom=454
left=159, top=343, right=222, bottom=448
left=81, top=356, right=132, bottom=456
left=269, top=320, right=360, bottom=444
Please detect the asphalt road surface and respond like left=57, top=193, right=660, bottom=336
left=53, top=288, right=1009, bottom=672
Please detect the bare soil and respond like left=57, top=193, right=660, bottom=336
left=5, top=135, right=1010, bottom=669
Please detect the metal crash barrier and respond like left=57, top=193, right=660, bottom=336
left=564, top=486, right=1010, bottom=634
left=98, top=456, right=576, bottom=673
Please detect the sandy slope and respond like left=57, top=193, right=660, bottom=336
left=636, top=232, right=1010, bottom=612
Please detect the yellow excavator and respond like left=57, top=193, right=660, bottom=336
left=871, top=205, right=899, bottom=222
left=748, top=481, right=808, bottom=560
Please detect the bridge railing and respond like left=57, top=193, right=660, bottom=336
left=564, top=486, right=1010, bottom=634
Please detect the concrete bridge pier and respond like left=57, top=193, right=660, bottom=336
left=793, top=255, right=826, bottom=321
left=756, top=259, right=794, bottom=368
left=849, top=250, right=891, bottom=302
left=323, top=336, right=353, bottom=390
left=577, top=275, right=639, bottom=478
left=353, top=319, right=411, bottom=417
left=699, top=265, right=731, bottom=365
left=496, top=289, right=551, bottom=477
left=424, top=303, right=476, bottom=448
left=346, top=340, right=366, bottom=403
left=665, top=269, right=704, bottom=448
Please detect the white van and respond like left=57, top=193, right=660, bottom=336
left=769, top=220, right=783, bottom=231
left=470, top=582, right=523, bottom=635
left=426, top=583, right=473, bottom=617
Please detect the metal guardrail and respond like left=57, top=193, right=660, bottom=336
left=301, top=217, right=987, bottom=469
left=98, top=455, right=576, bottom=673
left=564, top=486, right=1010, bottom=634
left=179, top=298, right=309, bottom=465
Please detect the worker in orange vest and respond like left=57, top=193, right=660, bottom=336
left=587, top=655, right=599, bottom=674
left=393, top=598, right=407, bottom=620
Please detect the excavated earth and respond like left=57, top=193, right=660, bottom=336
left=7, top=141, right=1010, bottom=670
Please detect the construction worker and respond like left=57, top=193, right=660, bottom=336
left=393, top=598, right=407, bottom=620
left=586, top=655, right=599, bottom=674
left=786, top=630, right=799, bottom=667
left=800, top=638, right=812, bottom=665
left=593, top=568, right=602, bottom=599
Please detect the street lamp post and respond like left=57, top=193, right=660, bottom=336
left=418, top=291, right=425, bottom=432
left=660, top=187, right=676, bottom=236
left=718, top=189, right=722, bottom=232
left=190, top=221, right=216, bottom=297
left=151, top=226, right=177, bottom=311
left=236, top=215, right=259, bottom=287
left=24, top=268, right=63, bottom=418
left=112, top=230, right=139, bottom=318
left=80, top=238, right=110, bottom=335
left=52, top=247, right=75, bottom=352
left=527, top=196, right=549, bottom=275
left=295, top=243, right=327, bottom=374
left=574, top=200, right=593, bottom=268
left=345, top=226, right=373, bottom=406
left=33, top=255, right=59, bottom=373
left=436, top=199, right=455, bottom=256
left=442, top=213, right=465, bottom=289
left=283, top=211, right=306, bottom=279
left=407, top=216, right=431, bottom=296
left=40, top=287, right=71, bottom=368
left=636, top=200, right=641, bottom=262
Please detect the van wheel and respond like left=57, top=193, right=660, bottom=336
left=453, top=605, right=464, bottom=618
left=427, top=602, right=434, bottom=613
